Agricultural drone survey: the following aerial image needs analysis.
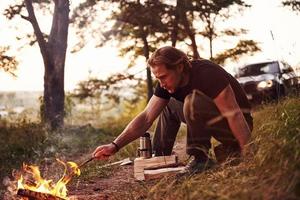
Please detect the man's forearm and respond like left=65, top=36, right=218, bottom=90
left=227, top=111, right=251, bottom=151
left=113, top=111, right=153, bottom=150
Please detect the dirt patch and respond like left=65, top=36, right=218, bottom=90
left=68, top=138, right=188, bottom=199
left=68, top=165, right=156, bottom=200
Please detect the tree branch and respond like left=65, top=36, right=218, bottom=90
left=24, top=0, right=50, bottom=66
left=20, top=14, right=30, bottom=21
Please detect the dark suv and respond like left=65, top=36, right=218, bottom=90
left=236, top=61, right=299, bottom=102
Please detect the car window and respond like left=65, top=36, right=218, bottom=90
left=238, top=62, right=280, bottom=77
left=268, top=62, right=280, bottom=73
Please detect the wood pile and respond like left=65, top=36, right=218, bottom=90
left=134, top=155, right=185, bottom=180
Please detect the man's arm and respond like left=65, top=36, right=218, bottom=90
left=113, top=95, right=169, bottom=149
left=93, top=95, right=169, bottom=159
left=213, top=84, right=251, bottom=152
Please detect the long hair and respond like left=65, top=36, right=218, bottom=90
left=147, top=46, right=191, bottom=73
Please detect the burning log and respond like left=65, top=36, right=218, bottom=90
left=17, top=189, right=65, bottom=200
left=16, top=160, right=81, bottom=200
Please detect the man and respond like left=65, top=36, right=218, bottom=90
left=93, top=46, right=253, bottom=172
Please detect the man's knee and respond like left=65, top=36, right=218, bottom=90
left=183, top=90, right=208, bottom=122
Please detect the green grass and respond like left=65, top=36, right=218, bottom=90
left=141, top=96, right=300, bottom=200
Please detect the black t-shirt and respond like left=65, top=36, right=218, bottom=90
left=154, top=59, right=251, bottom=115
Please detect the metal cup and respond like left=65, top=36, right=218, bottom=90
left=138, top=132, right=152, bottom=158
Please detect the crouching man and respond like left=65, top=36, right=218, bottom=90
left=93, top=46, right=253, bottom=173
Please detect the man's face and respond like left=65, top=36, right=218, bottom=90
left=150, top=64, right=183, bottom=93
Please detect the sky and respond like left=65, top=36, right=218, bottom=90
left=0, top=0, right=299, bottom=92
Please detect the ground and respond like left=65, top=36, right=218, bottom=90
left=69, top=165, right=138, bottom=200
left=68, top=138, right=187, bottom=200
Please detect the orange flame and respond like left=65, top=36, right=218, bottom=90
left=17, top=159, right=80, bottom=199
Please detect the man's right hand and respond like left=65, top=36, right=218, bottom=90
left=92, top=143, right=118, bottom=160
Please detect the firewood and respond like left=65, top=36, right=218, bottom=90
left=134, top=155, right=180, bottom=180
left=144, top=166, right=185, bottom=180
left=17, top=189, right=65, bottom=200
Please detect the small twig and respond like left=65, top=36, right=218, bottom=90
left=20, top=14, right=31, bottom=21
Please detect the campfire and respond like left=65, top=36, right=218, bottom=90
left=16, top=159, right=80, bottom=200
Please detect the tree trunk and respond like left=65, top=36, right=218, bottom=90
left=140, top=26, right=153, bottom=102
left=44, top=0, right=69, bottom=129
left=209, top=35, right=213, bottom=60
left=182, top=16, right=200, bottom=59
left=207, top=22, right=214, bottom=60
left=171, top=7, right=179, bottom=47
left=24, top=0, right=69, bottom=130
left=177, top=0, right=200, bottom=59
left=43, top=60, right=65, bottom=130
left=171, top=21, right=178, bottom=47
left=188, top=32, right=200, bottom=59
left=146, top=67, right=153, bottom=102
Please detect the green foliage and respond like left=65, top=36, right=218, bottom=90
left=283, top=0, right=300, bottom=12
left=100, top=96, right=147, bottom=137
left=4, top=1, right=52, bottom=19
left=64, top=93, right=75, bottom=118
left=71, top=0, right=259, bottom=67
left=4, top=2, right=50, bottom=47
left=3, top=2, right=24, bottom=20
left=0, top=46, right=18, bottom=77
left=0, top=121, right=46, bottom=177
left=213, top=40, right=261, bottom=65
left=39, top=96, right=45, bottom=123
left=72, top=0, right=169, bottom=57
left=72, top=72, right=142, bottom=101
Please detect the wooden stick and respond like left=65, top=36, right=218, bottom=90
left=61, top=157, right=94, bottom=183
left=78, top=157, right=94, bottom=168
left=17, top=189, right=65, bottom=200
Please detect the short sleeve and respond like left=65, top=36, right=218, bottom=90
left=154, top=83, right=171, bottom=100
left=200, top=65, right=230, bottom=99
